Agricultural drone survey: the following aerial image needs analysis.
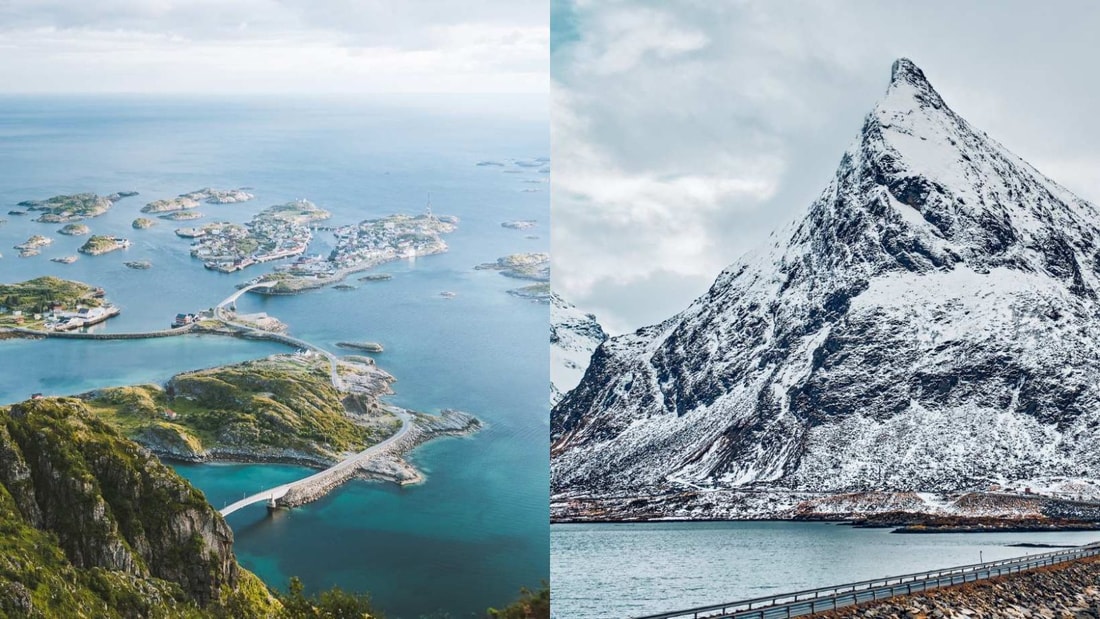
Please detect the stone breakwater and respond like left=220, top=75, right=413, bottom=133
left=819, top=556, right=1100, bottom=619
left=277, top=410, right=480, bottom=508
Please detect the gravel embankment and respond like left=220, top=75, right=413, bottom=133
left=820, top=556, right=1100, bottom=618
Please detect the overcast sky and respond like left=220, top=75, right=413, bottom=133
left=552, top=0, right=1100, bottom=335
left=0, top=1, right=547, bottom=93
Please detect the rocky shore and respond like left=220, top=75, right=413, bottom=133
left=819, top=555, right=1100, bottom=618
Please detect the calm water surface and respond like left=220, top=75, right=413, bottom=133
left=551, top=521, right=1100, bottom=619
left=0, top=94, right=548, bottom=618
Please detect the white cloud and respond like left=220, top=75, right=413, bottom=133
left=0, top=0, right=548, bottom=93
left=553, top=0, right=1100, bottom=333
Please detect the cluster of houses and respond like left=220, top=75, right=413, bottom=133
left=41, top=304, right=119, bottom=331
left=189, top=219, right=311, bottom=273
left=327, top=214, right=451, bottom=271
left=173, top=312, right=201, bottom=328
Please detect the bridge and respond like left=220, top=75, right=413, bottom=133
left=635, top=543, right=1100, bottom=619
left=215, top=281, right=277, bottom=310
left=219, top=409, right=412, bottom=517
left=213, top=281, right=344, bottom=390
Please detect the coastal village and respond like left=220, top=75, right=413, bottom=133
left=0, top=276, right=119, bottom=331
left=182, top=199, right=329, bottom=273
left=245, top=209, right=458, bottom=292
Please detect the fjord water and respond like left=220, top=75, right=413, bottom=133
left=0, top=95, right=548, bottom=617
left=552, top=522, right=1100, bottom=618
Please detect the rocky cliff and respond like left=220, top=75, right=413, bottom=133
left=550, top=292, right=607, bottom=406
left=0, top=397, right=277, bottom=617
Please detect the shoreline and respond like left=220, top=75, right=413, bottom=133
left=549, top=516, right=1100, bottom=533
left=551, top=490, right=1100, bottom=533
left=0, top=263, right=483, bottom=516
left=247, top=244, right=448, bottom=295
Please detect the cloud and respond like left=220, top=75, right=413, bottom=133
left=552, top=0, right=1100, bottom=333
left=0, top=0, right=548, bottom=93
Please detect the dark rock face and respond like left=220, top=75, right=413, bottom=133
left=0, top=398, right=239, bottom=606
left=552, top=59, right=1100, bottom=508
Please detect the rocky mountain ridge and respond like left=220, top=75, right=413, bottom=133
left=552, top=59, right=1100, bottom=520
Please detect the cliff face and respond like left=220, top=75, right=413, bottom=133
left=552, top=59, right=1100, bottom=514
left=0, top=397, right=273, bottom=616
left=550, top=292, right=607, bottom=405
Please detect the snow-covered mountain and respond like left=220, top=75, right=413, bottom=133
left=551, top=292, right=607, bottom=405
left=552, top=59, right=1100, bottom=518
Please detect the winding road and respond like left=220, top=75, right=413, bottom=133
left=214, top=281, right=408, bottom=516
left=214, top=282, right=344, bottom=390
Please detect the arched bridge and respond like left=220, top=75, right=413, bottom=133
left=219, top=410, right=412, bottom=517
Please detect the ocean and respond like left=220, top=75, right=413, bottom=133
left=551, top=521, right=1100, bottom=618
left=0, top=94, right=548, bottom=618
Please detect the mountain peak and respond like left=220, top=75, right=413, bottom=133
left=890, top=57, right=927, bottom=86
left=882, top=57, right=946, bottom=111
left=552, top=59, right=1100, bottom=518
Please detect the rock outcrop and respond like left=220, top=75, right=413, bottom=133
left=0, top=397, right=278, bottom=616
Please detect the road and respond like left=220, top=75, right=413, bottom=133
left=214, top=281, right=344, bottom=390
left=219, top=408, right=412, bottom=516
left=635, top=543, right=1100, bottom=619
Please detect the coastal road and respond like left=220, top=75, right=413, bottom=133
left=213, top=281, right=344, bottom=390
left=634, top=543, right=1100, bottom=619
left=219, top=408, right=412, bottom=517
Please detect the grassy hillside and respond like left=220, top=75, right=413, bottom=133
left=84, top=355, right=398, bottom=462
left=0, top=276, right=102, bottom=315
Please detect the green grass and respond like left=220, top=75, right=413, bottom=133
left=86, top=356, right=397, bottom=461
left=0, top=276, right=102, bottom=315
left=0, top=398, right=282, bottom=617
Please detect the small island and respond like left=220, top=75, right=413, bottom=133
left=337, top=341, right=384, bottom=353
left=58, top=223, right=91, bottom=236
left=508, top=282, right=551, bottom=303
left=181, top=187, right=255, bottom=204
left=502, top=219, right=538, bottom=230
left=51, top=255, right=78, bottom=264
left=359, top=273, right=393, bottom=282
left=141, top=196, right=200, bottom=213
left=476, top=252, right=550, bottom=281
left=83, top=355, right=397, bottom=464
left=142, top=188, right=256, bottom=214
left=131, top=217, right=156, bottom=229
left=0, top=276, right=118, bottom=330
left=159, top=210, right=203, bottom=221
left=14, top=235, right=52, bottom=257
left=80, top=353, right=479, bottom=489
left=20, top=191, right=137, bottom=223
left=78, top=235, right=130, bottom=256
left=187, top=200, right=330, bottom=273
left=124, top=260, right=152, bottom=270
left=247, top=211, right=455, bottom=293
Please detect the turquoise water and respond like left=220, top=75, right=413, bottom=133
left=0, top=95, right=548, bottom=617
left=551, top=521, right=1100, bottom=618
